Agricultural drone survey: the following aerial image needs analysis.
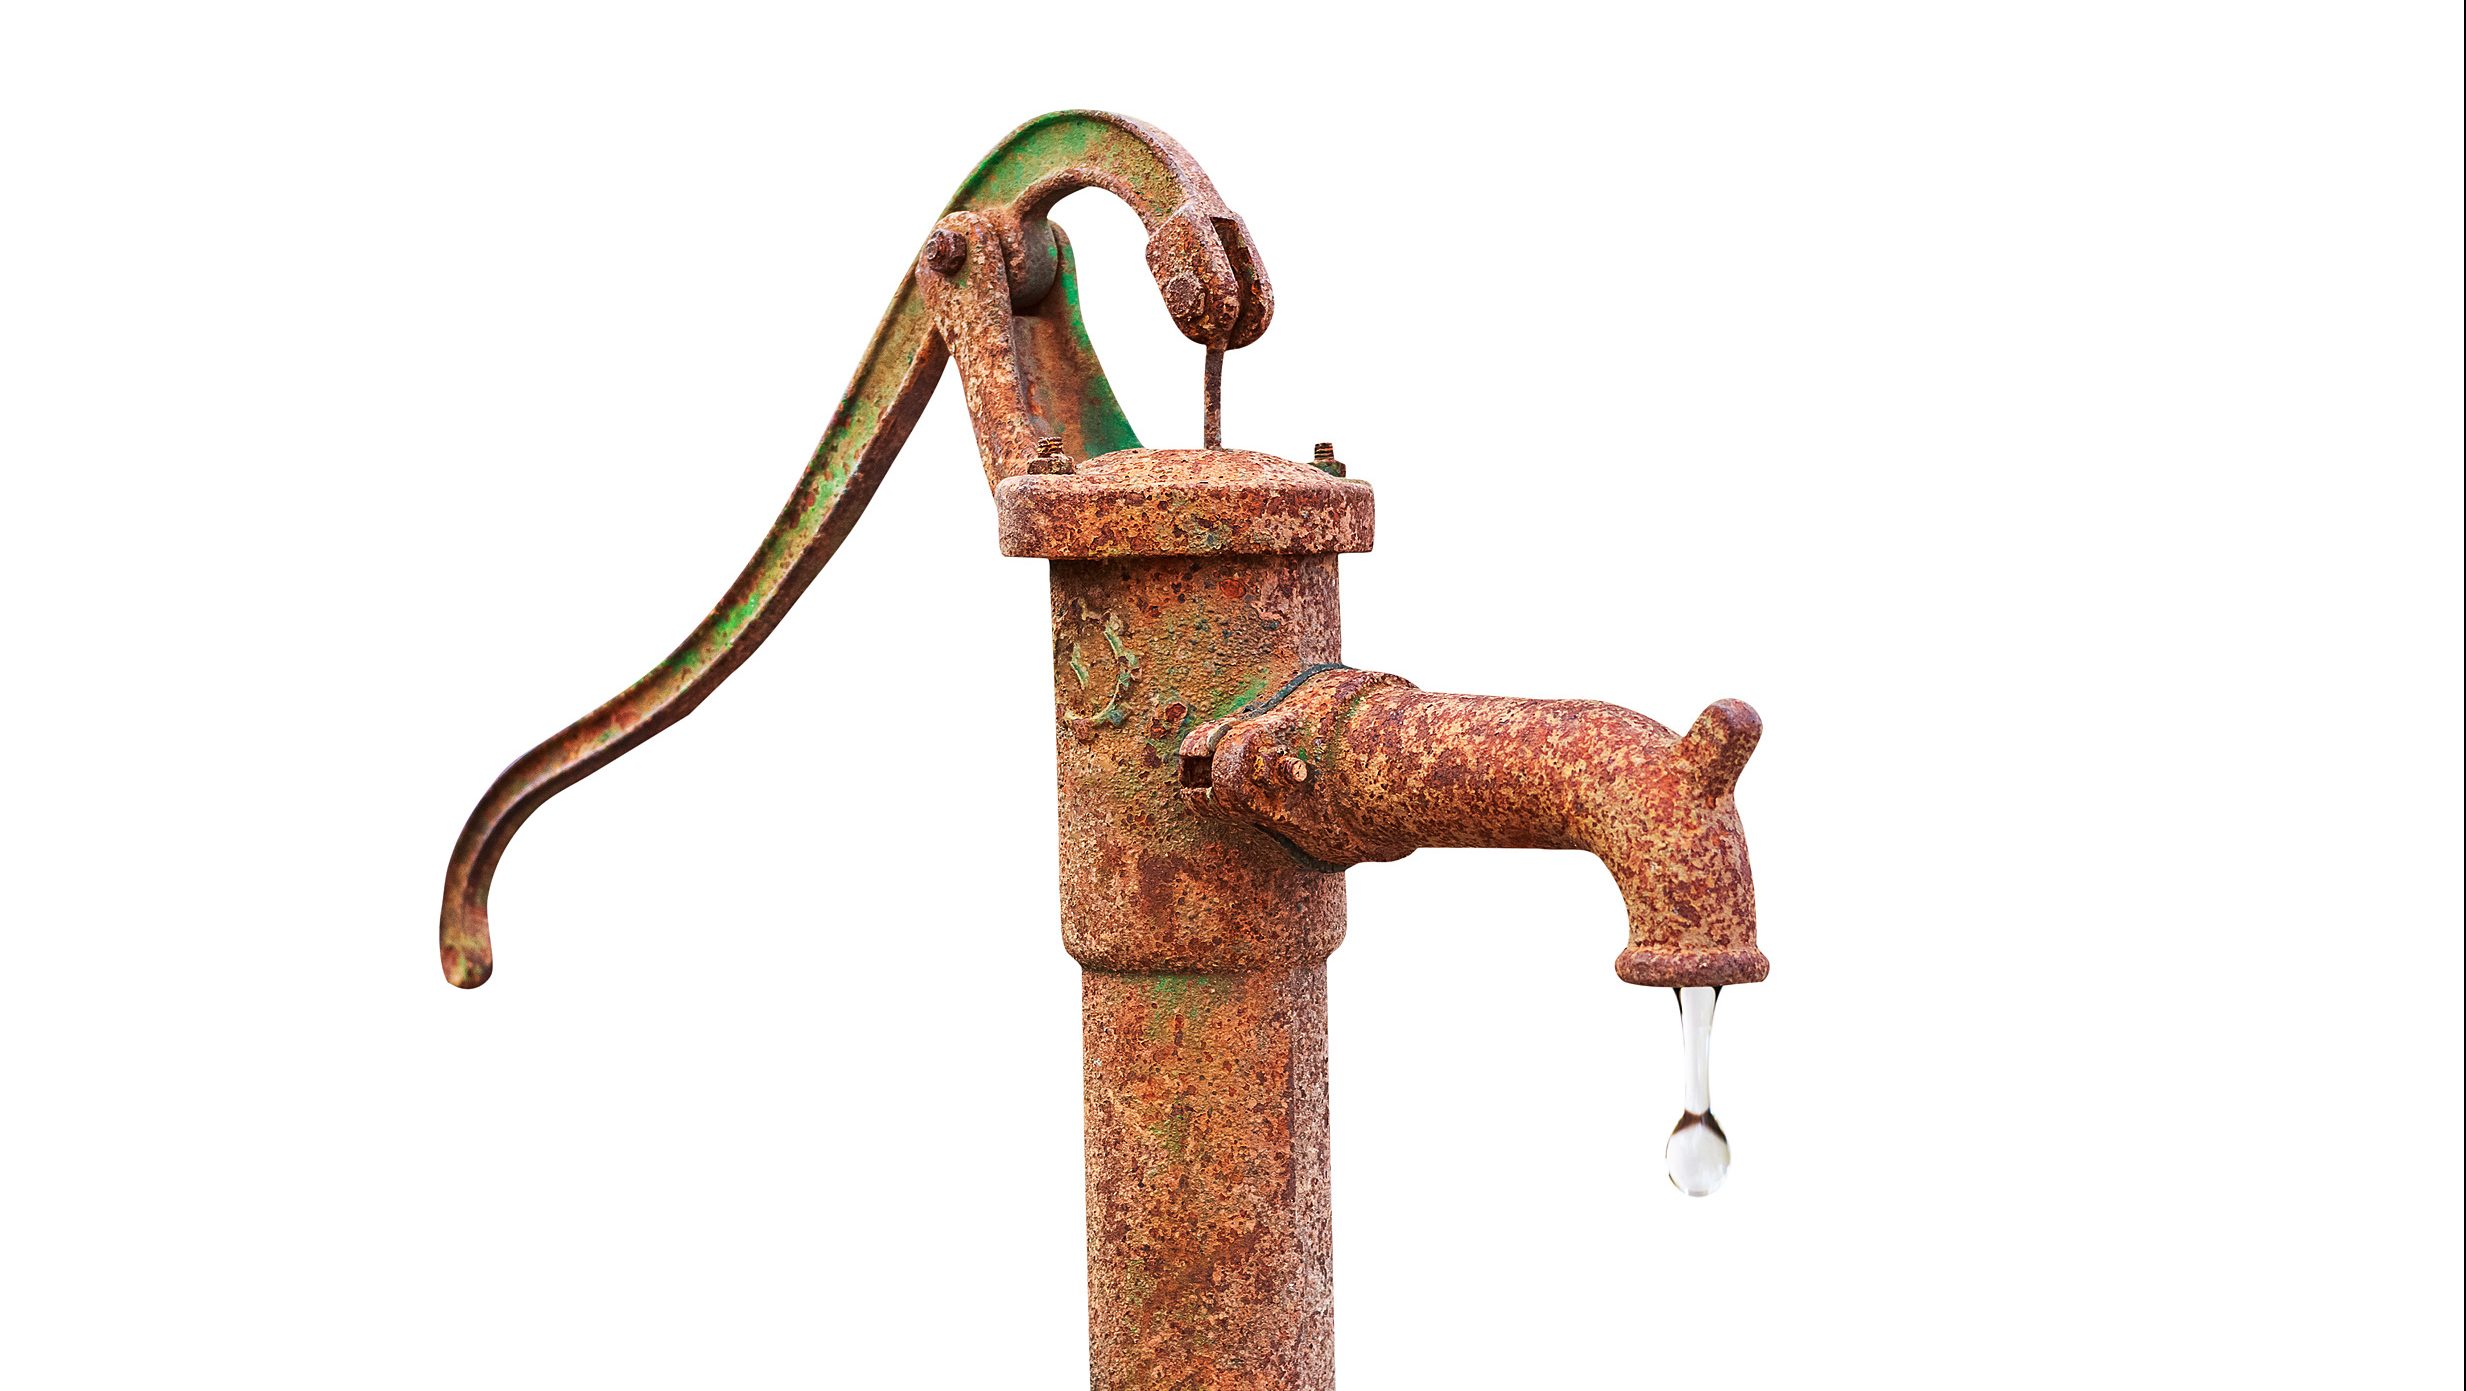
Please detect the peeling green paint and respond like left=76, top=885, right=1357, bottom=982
left=712, top=599, right=760, bottom=642
left=1215, top=676, right=1270, bottom=716
left=1047, top=239, right=1139, bottom=457
left=1146, top=1106, right=1192, bottom=1159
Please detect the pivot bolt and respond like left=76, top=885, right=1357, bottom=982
left=1280, top=755, right=1311, bottom=784
left=921, top=228, right=966, bottom=275
left=1160, top=271, right=1203, bottom=321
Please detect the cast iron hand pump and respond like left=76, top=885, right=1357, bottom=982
left=440, top=111, right=1768, bottom=1389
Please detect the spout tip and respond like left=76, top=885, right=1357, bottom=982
left=1617, top=947, right=1768, bottom=988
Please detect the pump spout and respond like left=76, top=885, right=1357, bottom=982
left=1180, top=668, right=1768, bottom=987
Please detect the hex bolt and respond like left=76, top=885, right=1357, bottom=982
left=922, top=228, right=966, bottom=274
left=1029, top=435, right=1074, bottom=476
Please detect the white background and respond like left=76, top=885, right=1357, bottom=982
left=4, top=3, right=2459, bottom=1386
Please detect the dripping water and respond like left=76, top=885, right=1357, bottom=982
left=1665, top=985, right=1730, bottom=1196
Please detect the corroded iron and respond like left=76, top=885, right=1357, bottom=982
left=440, top=111, right=1767, bottom=1390
left=1180, top=671, right=1767, bottom=987
left=1039, top=548, right=1347, bottom=1385
left=998, top=448, right=1373, bottom=560
left=440, top=111, right=1269, bottom=988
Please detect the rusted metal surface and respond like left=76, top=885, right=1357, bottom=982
left=998, top=448, right=1373, bottom=560
left=440, top=110, right=1769, bottom=1389
left=439, top=111, right=1264, bottom=988
left=1202, top=346, right=1225, bottom=448
left=917, top=209, right=1057, bottom=480
left=1182, top=670, right=1768, bottom=988
left=1039, top=551, right=1350, bottom=973
left=951, top=112, right=1272, bottom=351
left=1005, top=434, right=1370, bottom=1390
left=919, top=212, right=1142, bottom=481
left=1030, top=545, right=1346, bottom=1388
left=434, top=311, right=943, bottom=989
left=1085, top=966, right=1333, bottom=1388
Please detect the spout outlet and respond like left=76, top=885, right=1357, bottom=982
left=1180, top=669, right=1767, bottom=986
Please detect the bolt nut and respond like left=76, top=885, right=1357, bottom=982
left=1027, top=436, right=1074, bottom=476
left=1160, top=271, right=1203, bottom=320
left=921, top=228, right=966, bottom=275
left=1308, top=441, right=1346, bottom=478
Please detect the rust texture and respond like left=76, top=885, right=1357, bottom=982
left=1032, top=542, right=1351, bottom=1389
left=1084, top=966, right=1333, bottom=1388
left=440, top=111, right=1770, bottom=1388
left=1202, top=346, right=1225, bottom=448
left=1182, top=670, right=1768, bottom=988
left=439, top=110, right=1267, bottom=987
left=998, top=448, right=1373, bottom=560
left=1043, top=550, right=1349, bottom=971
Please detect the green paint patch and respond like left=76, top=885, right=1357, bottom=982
left=817, top=392, right=881, bottom=462
left=958, top=116, right=1110, bottom=206
left=1141, top=973, right=1221, bottom=1045
left=1214, top=675, right=1270, bottom=716
left=795, top=470, right=846, bottom=530
left=1143, top=972, right=1222, bottom=1040
left=1146, top=1106, right=1191, bottom=1159
left=1084, top=613, right=1141, bottom=729
left=712, top=599, right=760, bottom=642
left=1048, top=246, right=1140, bottom=455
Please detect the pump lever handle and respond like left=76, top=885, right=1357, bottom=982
left=439, top=111, right=1272, bottom=987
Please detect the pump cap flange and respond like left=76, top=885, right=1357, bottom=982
left=995, top=448, right=1374, bottom=559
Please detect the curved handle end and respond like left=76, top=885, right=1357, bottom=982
left=441, top=906, right=494, bottom=989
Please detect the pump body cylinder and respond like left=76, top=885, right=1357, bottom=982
left=1045, top=549, right=1347, bottom=1389
left=1081, top=964, right=1334, bottom=1387
left=1010, top=446, right=1371, bottom=1389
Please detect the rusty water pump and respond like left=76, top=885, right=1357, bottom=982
left=440, top=111, right=1767, bottom=1388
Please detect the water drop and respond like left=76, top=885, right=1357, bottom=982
left=1665, top=985, right=1730, bottom=1196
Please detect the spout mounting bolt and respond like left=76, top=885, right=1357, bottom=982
left=921, top=228, right=966, bottom=275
